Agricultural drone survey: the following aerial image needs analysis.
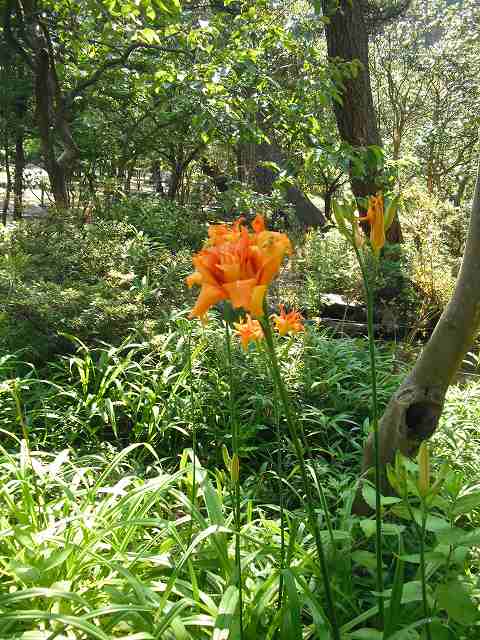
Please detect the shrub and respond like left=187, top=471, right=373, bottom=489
left=0, top=215, right=193, bottom=360
left=101, top=195, right=208, bottom=251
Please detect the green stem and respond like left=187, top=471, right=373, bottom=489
left=12, top=381, right=29, bottom=445
left=420, top=506, right=432, bottom=640
left=225, top=322, right=244, bottom=639
left=187, top=328, right=197, bottom=547
left=261, top=317, right=340, bottom=640
left=260, top=344, right=285, bottom=610
left=354, top=246, right=384, bottom=626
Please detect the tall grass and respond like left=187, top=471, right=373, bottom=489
left=1, top=322, right=480, bottom=637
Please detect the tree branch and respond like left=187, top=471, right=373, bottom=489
left=3, top=0, right=35, bottom=71
left=67, top=43, right=193, bottom=103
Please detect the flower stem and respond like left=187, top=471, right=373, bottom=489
left=420, top=506, right=432, bottom=640
left=354, top=246, right=384, bottom=626
left=260, top=344, right=285, bottom=609
left=225, top=322, right=244, bottom=639
left=261, top=316, right=340, bottom=640
left=187, top=328, right=197, bottom=547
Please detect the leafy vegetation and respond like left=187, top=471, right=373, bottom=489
left=1, top=0, right=480, bottom=637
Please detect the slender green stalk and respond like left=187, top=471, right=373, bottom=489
left=186, top=328, right=197, bottom=547
left=419, top=506, right=432, bottom=640
left=224, top=322, right=244, bottom=639
left=11, top=380, right=29, bottom=445
left=354, top=245, right=384, bottom=626
left=403, top=484, right=432, bottom=640
left=260, top=316, right=340, bottom=640
left=311, top=462, right=337, bottom=556
left=259, top=344, right=286, bottom=609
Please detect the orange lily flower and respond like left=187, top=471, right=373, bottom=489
left=186, top=214, right=292, bottom=320
left=206, top=217, right=245, bottom=246
left=233, top=314, right=264, bottom=350
left=272, top=305, right=304, bottom=336
left=360, top=193, right=385, bottom=253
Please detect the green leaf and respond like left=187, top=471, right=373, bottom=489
left=399, top=552, right=446, bottom=564
left=384, top=195, right=400, bottom=232
left=154, top=0, right=181, bottom=16
left=436, top=580, right=478, bottom=626
left=400, top=581, right=423, bottom=604
left=384, top=541, right=405, bottom=638
left=453, top=490, right=480, bottom=516
left=426, top=621, right=453, bottom=639
left=360, top=519, right=376, bottom=539
left=350, top=630, right=383, bottom=639
left=351, top=550, right=378, bottom=572
left=281, top=569, right=302, bottom=640
left=437, top=526, right=480, bottom=547
left=362, top=484, right=401, bottom=510
left=213, top=585, right=240, bottom=640
left=43, top=546, right=74, bottom=571
left=138, top=28, right=160, bottom=44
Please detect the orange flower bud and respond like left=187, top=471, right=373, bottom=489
left=233, top=314, right=264, bottom=350
left=272, top=305, right=304, bottom=336
left=359, top=193, right=385, bottom=254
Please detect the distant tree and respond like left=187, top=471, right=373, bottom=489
left=321, top=0, right=410, bottom=242
left=3, top=0, right=181, bottom=209
left=371, top=0, right=480, bottom=203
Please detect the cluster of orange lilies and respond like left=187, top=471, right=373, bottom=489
left=186, top=195, right=385, bottom=349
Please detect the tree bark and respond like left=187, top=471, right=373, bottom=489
left=2, top=136, right=11, bottom=225
left=354, top=162, right=480, bottom=514
left=33, top=46, right=74, bottom=209
left=239, top=141, right=326, bottom=227
left=13, top=113, right=25, bottom=219
left=5, top=1, right=80, bottom=209
left=322, top=0, right=402, bottom=242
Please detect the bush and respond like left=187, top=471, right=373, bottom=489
left=207, top=183, right=300, bottom=234
left=101, top=195, right=208, bottom=251
left=0, top=214, right=194, bottom=360
left=295, top=228, right=361, bottom=314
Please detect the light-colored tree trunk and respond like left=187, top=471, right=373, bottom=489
left=354, top=162, right=480, bottom=514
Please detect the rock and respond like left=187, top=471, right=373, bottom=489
left=319, top=293, right=366, bottom=322
left=24, top=164, right=49, bottom=188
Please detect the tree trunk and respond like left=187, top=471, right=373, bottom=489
left=124, top=165, right=134, bottom=194
left=168, top=164, right=183, bottom=200
left=2, top=137, right=11, bottom=225
left=354, top=162, right=480, bottom=514
left=151, top=161, right=165, bottom=195
left=239, top=141, right=326, bottom=227
left=452, top=175, right=470, bottom=208
left=13, top=122, right=25, bottom=219
left=33, top=49, right=71, bottom=209
left=322, top=0, right=402, bottom=242
left=6, top=0, right=79, bottom=210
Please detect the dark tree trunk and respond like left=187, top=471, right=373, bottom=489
left=5, top=1, right=79, bottom=210
left=151, top=161, right=165, bottom=195
left=201, top=158, right=230, bottom=192
left=13, top=121, right=25, bottom=219
left=124, top=165, right=134, bottom=194
left=33, top=48, right=71, bottom=209
left=322, top=0, right=402, bottom=242
left=2, top=137, right=11, bottom=225
left=239, top=141, right=326, bottom=227
left=168, top=164, right=183, bottom=200
left=452, top=175, right=470, bottom=208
